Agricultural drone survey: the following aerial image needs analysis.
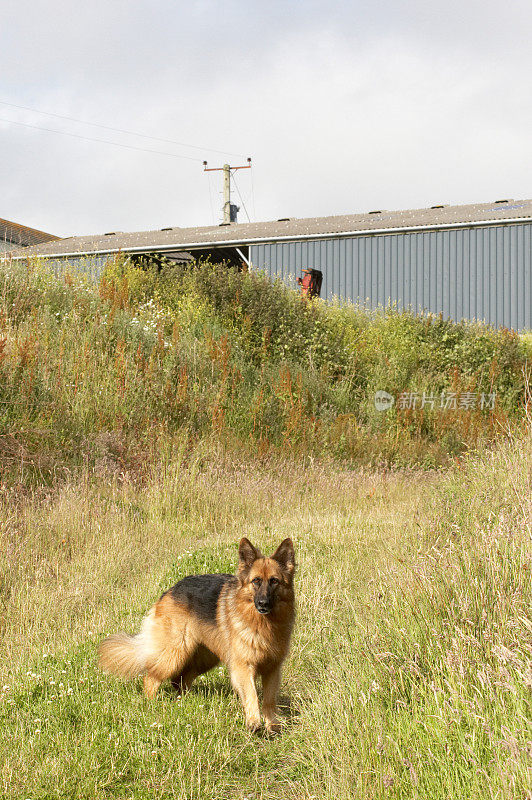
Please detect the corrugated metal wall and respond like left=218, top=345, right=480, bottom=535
left=36, top=255, right=111, bottom=281
left=250, top=223, right=532, bottom=331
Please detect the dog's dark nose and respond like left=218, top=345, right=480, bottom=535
left=255, top=602, right=271, bottom=614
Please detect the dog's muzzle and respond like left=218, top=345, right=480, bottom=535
left=255, top=602, right=272, bottom=615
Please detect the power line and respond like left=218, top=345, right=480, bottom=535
left=250, top=164, right=257, bottom=220
left=0, top=116, right=205, bottom=161
left=231, top=170, right=251, bottom=222
left=0, top=99, right=246, bottom=159
left=207, top=171, right=216, bottom=225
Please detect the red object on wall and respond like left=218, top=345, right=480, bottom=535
left=296, top=269, right=323, bottom=299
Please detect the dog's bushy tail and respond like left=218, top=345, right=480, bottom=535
left=98, top=629, right=148, bottom=679
left=99, top=607, right=159, bottom=679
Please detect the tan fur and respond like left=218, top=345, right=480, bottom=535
left=98, top=538, right=296, bottom=732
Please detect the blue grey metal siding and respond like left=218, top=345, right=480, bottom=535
left=0, top=252, right=110, bottom=279
left=250, top=223, right=532, bottom=331
left=34, top=255, right=113, bottom=281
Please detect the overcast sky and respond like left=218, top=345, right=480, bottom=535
left=1, top=0, right=532, bottom=237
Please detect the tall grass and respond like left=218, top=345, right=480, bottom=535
left=0, top=452, right=426, bottom=798
left=1, top=431, right=530, bottom=798
left=296, top=432, right=532, bottom=798
left=0, top=256, right=529, bottom=483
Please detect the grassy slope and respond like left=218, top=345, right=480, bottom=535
left=0, top=258, right=529, bottom=477
left=1, top=437, right=531, bottom=799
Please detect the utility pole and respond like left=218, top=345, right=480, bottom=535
left=222, top=164, right=231, bottom=224
left=203, top=158, right=252, bottom=224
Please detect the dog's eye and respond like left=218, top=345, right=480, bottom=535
left=269, top=577, right=280, bottom=586
left=252, top=577, right=262, bottom=587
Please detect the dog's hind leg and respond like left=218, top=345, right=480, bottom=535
left=171, top=643, right=220, bottom=694
left=142, top=596, right=196, bottom=699
left=143, top=650, right=191, bottom=699
left=143, top=648, right=184, bottom=698
left=171, top=645, right=220, bottom=694
left=171, top=666, right=198, bottom=694
left=143, top=672, right=163, bottom=699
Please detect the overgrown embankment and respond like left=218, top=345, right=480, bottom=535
left=0, top=257, right=529, bottom=483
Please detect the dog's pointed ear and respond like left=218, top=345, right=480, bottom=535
left=272, top=538, right=295, bottom=576
left=238, top=537, right=259, bottom=572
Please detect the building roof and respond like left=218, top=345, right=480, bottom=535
left=11, top=198, right=532, bottom=259
left=0, top=217, right=59, bottom=248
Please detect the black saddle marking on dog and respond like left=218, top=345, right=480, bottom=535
left=169, top=574, right=235, bottom=624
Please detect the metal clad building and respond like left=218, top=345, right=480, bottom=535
left=10, top=198, right=532, bottom=331
left=250, top=223, right=532, bottom=330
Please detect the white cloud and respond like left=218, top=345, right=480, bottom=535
left=0, top=0, right=531, bottom=235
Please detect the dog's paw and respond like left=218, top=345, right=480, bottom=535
left=245, top=717, right=262, bottom=733
left=264, top=719, right=281, bottom=736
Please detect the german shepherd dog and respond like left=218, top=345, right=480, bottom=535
left=98, top=538, right=295, bottom=733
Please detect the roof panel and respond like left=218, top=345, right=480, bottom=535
left=0, top=217, right=59, bottom=248
left=9, top=199, right=532, bottom=259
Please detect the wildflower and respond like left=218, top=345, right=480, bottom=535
left=493, top=645, right=519, bottom=665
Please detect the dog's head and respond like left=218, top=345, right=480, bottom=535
left=237, top=537, right=295, bottom=615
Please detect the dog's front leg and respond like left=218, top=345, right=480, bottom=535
left=261, top=667, right=281, bottom=733
left=230, top=662, right=261, bottom=732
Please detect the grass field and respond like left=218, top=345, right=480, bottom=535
left=1, top=433, right=531, bottom=799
